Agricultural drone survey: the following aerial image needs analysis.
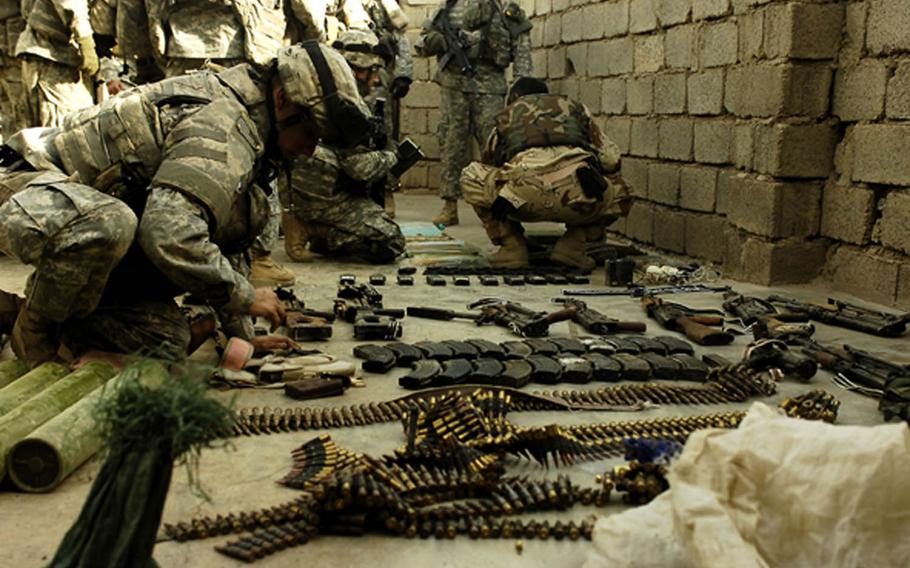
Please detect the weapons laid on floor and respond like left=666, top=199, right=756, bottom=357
left=334, top=283, right=403, bottom=341
left=275, top=287, right=335, bottom=341
left=407, top=299, right=577, bottom=338
left=552, top=298, right=647, bottom=334
left=741, top=339, right=817, bottom=382
left=563, top=284, right=731, bottom=297
left=641, top=295, right=734, bottom=345
left=767, top=295, right=910, bottom=338
left=722, top=291, right=814, bottom=342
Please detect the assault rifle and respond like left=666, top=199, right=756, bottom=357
left=407, top=299, right=577, bottom=337
left=641, top=295, right=734, bottom=345
left=334, top=283, right=403, bottom=340
left=562, top=284, right=730, bottom=297
left=431, top=0, right=474, bottom=76
left=722, top=291, right=814, bottom=343
left=275, top=287, right=334, bottom=341
left=767, top=295, right=910, bottom=338
left=551, top=298, right=647, bottom=335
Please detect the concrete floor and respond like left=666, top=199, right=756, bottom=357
left=0, top=194, right=905, bottom=567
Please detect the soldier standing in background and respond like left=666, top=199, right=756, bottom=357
left=15, top=0, right=98, bottom=127
left=461, top=78, right=631, bottom=270
left=417, top=0, right=532, bottom=227
left=0, top=0, right=25, bottom=138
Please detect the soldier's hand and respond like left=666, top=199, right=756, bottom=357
left=250, top=334, right=300, bottom=352
left=107, top=79, right=126, bottom=96
left=249, top=287, right=285, bottom=330
left=76, top=35, right=100, bottom=76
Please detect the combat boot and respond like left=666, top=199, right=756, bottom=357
left=550, top=225, right=601, bottom=270
left=432, top=200, right=459, bottom=227
left=307, top=223, right=330, bottom=255
left=0, top=289, right=22, bottom=336
left=283, top=213, right=316, bottom=263
left=384, top=190, right=396, bottom=219
left=11, top=305, right=59, bottom=369
left=250, top=254, right=296, bottom=286
left=488, top=221, right=529, bottom=268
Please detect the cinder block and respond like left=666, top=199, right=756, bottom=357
left=840, top=2, right=867, bottom=66
left=426, top=162, right=442, bottom=189
left=732, top=122, right=753, bottom=170
left=738, top=10, right=763, bottom=61
left=553, top=0, right=570, bottom=10
left=630, top=118, right=659, bottom=157
left=634, top=35, right=664, bottom=73
left=648, top=162, right=680, bottom=205
left=687, top=69, right=724, bottom=115
left=589, top=38, right=634, bottom=76
left=566, top=43, right=588, bottom=76
left=603, top=0, right=630, bottom=38
left=579, top=80, right=602, bottom=114
left=548, top=46, right=567, bottom=79
left=558, top=78, right=581, bottom=100
left=405, top=82, right=440, bottom=109
left=700, top=21, right=738, bottom=68
left=401, top=109, right=427, bottom=135
left=753, top=123, right=837, bottom=178
left=412, top=58, right=431, bottom=82
left=654, top=72, right=687, bottom=114
left=622, top=156, right=649, bottom=198
left=582, top=3, right=606, bottom=40
left=684, top=212, right=725, bottom=262
left=626, top=76, right=653, bottom=115
left=821, top=182, right=876, bottom=245
left=679, top=165, right=717, bottom=212
left=543, top=14, right=562, bottom=47
left=784, top=64, right=833, bottom=118
left=665, top=25, right=696, bottom=69
left=833, top=61, right=888, bottom=122
left=652, top=206, right=686, bottom=253
left=898, top=264, right=910, bottom=309
left=724, top=226, right=828, bottom=285
left=625, top=201, right=655, bottom=243
left=530, top=18, right=544, bottom=47
left=866, top=0, right=910, bottom=55
left=561, top=9, right=584, bottom=43
left=658, top=118, right=694, bottom=161
left=692, top=0, right=729, bottom=21
left=886, top=61, right=910, bottom=119
left=630, top=0, right=658, bottom=33
left=602, top=78, right=627, bottom=114
left=531, top=50, right=548, bottom=76
left=725, top=63, right=831, bottom=118
left=411, top=133, right=440, bottom=158
left=763, top=2, right=844, bottom=60
left=877, top=190, right=910, bottom=255
left=852, top=124, right=910, bottom=186
left=693, top=121, right=732, bottom=165
left=830, top=245, right=901, bottom=305
left=401, top=163, right=428, bottom=188
left=715, top=169, right=735, bottom=214
left=658, top=0, right=691, bottom=26
left=726, top=175, right=822, bottom=238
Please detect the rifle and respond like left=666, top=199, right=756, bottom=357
left=722, top=291, right=814, bottom=343
left=562, top=284, right=731, bottom=297
left=742, top=339, right=817, bottom=382
left=641, top=295, right=734, bottom=345
left=552, top=298, right=647, bottom=335
left=334, top=283, right=403, bottom=340
left=430, top=0, right=475, bottom=76
left=767, top=295, right=910, bottom=337
left=407, top=299, right=577, bottom=337
left=274, top=287, right=334, bottom=341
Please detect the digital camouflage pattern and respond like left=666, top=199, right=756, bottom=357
left=15, top=0, right=92, bottom=67
left=0, top=10, right=25, bottom=138
left=20, top=58, right=94, bottom=127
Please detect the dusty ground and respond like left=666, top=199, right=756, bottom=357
left=0, top=195, right=904, bottom=567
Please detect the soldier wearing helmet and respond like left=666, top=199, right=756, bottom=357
left=0, top=42, right=369, bottom=368
left=281, top=28, right=405, bottom=264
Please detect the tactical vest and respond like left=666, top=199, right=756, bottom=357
left=493, top=94, right=592, bottom=165
left=291, top=145, right=352, bottom=200
left=233, top=0, right=287, bottom=66
left=462, top=0, right=523, bottom=69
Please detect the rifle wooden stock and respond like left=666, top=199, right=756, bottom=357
left=543, top=306, right=578, bottom=324
left=677, top=317, right=734, bottom=345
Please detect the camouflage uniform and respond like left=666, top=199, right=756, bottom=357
left=418, top=0, right=532, bottom=202
left=0, top=0, right=25, bottom=139
left=14, top=0, right=96, bottom=127
left=461, top=93, right=630, bottom=268
left=288, top=143, right=404, bottom=262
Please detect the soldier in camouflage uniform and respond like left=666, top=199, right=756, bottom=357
left=461, top=77, right=631, bottom=270
left=0, top=42, right=372, bottom=368
left=0, top=0, right=25, bottom=139
left=14, top=0, right=98, bottom=127
left=284, top=29, right=404, bottom=263
left=417, top=0, right=532, bottom=227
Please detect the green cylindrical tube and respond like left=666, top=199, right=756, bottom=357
left=7, top=372, right=126, bottom=492
left=0, top=361, right=116, bottom=481
left=0, top=359, right=28, bottom=389
left=0, top=362, right=70, bottom=417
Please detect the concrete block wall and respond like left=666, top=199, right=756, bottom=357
left=395, top=0, right=910, bottom=307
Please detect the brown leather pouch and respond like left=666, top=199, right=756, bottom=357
left=284, top=378, right=346, bottom=401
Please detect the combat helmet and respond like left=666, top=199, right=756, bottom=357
left=333, top=28, right=388, bottom=70
left=276, top=41, right=372, bottom=147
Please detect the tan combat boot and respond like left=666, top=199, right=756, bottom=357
left=489, top=221, right=530, bottom=268
left=250, top=254, right=296, bottom=286
left=551, top=225, right=600, bottom=270
left=283, top=213, right=316, bottom=263
left=432, top=199, right=459, bottom=227
left=384, top=190, right=396, bottom=219
left=11, top=305, right=59, bottom=369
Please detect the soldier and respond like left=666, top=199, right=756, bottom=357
left=460, top=77, right=631, bottom=270
left=0, top=42, right=372, bottom=368
left=15, top=0, right=98, bottom=127
left=0, top=0, right=25, bottom=139
left=417, top=0, right=532, bottom=227
left=283, top=28, right=404, bottom=264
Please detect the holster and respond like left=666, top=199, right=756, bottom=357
left=284, top=378, right=347, bottom=401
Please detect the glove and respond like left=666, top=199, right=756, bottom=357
left=421, top=30, right=447, bottom=56
left=390, top=77, right=411, bottom=98
left=76, top=34, right=100, bottom=76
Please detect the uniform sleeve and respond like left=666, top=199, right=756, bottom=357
left=138, top=187, right=257, bottom=314
left=339, top=149, right=398, bottom=182
left=511, top=32, right=532, bottom=78
left=288, top=0, right=328, bottom=41
left=54, top=0, right=93, bottom=37
left=392, top=30, right=414, bottom=82
left=341, top=0, right=371, bottom=28
left=588, top=113, right=621, bottom=174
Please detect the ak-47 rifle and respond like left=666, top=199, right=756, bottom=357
left=767, top=295, right=910, bottom=338
left=407, top=299, right=577, bottom=337
left=641, top=295, right=734, bottom=345
left=552, top=298, right=647, bottom=334
left=430, top=0, right=475, bottom=76
left=721, top=291, right=814, bottom=343
left=275, top=287, right=334, bottom=341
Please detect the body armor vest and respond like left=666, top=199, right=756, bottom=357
left=494, top=94, right=592, bottom=165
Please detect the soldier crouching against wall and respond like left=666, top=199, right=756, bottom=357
left=0, top=42, right=370, bottom=368
left=283, top=29, right=405, bottom=264
left=461, top=77, right=631, bottom=270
